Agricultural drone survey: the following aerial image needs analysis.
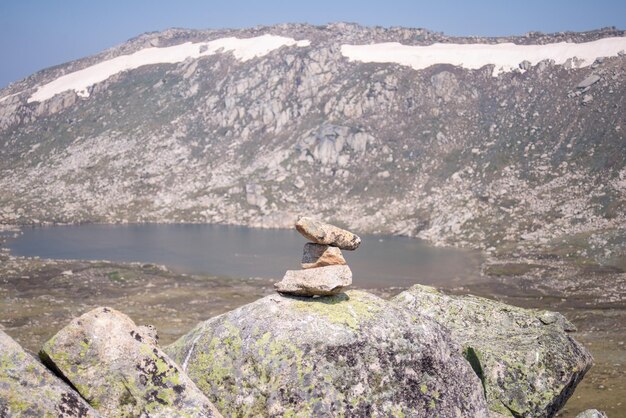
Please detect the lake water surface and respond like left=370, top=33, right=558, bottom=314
left=8, top=224, right=483, bottom=288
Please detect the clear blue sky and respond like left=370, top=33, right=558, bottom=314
left=1, top=0, right=625, bottom=88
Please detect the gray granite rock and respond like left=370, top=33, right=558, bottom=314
left=166, top=290, right=490, bottom=417
left=295, top=217, right=361, bottom=250
left=392, top=285, right=593, bottom=418
left=275, top=264, right=352, bottom=296
left=577, top=73, right=601, bottom=89
left=39, top=307, right=222, bottom=417
left=576, top=409, right=608, bottom=418
left=301, top=242, right=347, bottom=269
left=0, top=330, right=99, bottom=417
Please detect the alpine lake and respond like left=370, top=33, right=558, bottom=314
left=1, top=223, right=624, bottom=417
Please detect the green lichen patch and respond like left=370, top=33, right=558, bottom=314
left=393, top=285, right=593, bottom=417
left=39, top=307, right=221, bottom=417
left=0, top=330, right=97, bottom=417
left=291, top=290, right=383, bottom=330
left=166, top=290, right=489, bottom=417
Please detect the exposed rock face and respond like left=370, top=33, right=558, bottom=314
left=0, top=24, right=625, bottom=262
left=392, top=285, right=593, bottom=418
left=0, top=330, right=99, bottom=417
left=296, top=124, right=374, bottom=166
left=274, top=264, right=352, bottom=295
left=166, top=290, right=490, bottom=417
left=39, top=307, right=222, bottom=418
left=301, top=242, right=347, bottom=269
left=295, top=217, right=361, bottom=250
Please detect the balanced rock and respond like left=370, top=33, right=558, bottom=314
left=0, top=330, right=99, bottom=417
left=39, top=307, right=222, bottom=418
left=393, top=285, right=593, bottom=418
left=301, top=243, right=347, bottom=269
left=275, top=264, right=352, bottom=296
left=165, top=290, right=490, bottom=417
left=295, top=216, right=361, bottom=250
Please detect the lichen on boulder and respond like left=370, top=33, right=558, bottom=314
left=0, top=330, right=99, bottom=417
left=39, top=307, right=222, bottom=417
left=166, top=290, right=490, bottom=417
left=392, top=284, right=593, bottom=417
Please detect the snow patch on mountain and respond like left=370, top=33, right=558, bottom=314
left=341, top=37, right=626, bottom=76
left=28, top=35, right=310, bottom=103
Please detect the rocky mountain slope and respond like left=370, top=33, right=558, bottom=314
left=0, top=23, right=625, bottom=263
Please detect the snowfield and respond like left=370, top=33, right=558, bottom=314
left=28, top=35, right=311, bottom=103
left=22, top=34, right=626, bottom=103
left=341, top=37, right=626, bottom=76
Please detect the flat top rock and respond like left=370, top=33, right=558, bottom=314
left=166, top=290, right=489, bottom=417
left=275, top=264, right=352, bottom=296
left=295, top=217, right=361, bottom=250
left=392, top=284, right=593, bottom=418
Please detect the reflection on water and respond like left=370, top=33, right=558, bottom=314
left=9, top=224, right=483, bottom=288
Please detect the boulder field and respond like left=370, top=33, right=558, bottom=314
left=1, top=287, right=596, bottom=417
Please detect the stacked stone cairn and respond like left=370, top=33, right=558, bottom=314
left=274, top=216, right=361, bottom=296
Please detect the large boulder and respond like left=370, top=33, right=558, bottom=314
left=392, top=285, right=593, bottom=418
left=0, top=330, right=99, bottom=417
left=39, top=307, right=222, bottom=417
left=166, top=290, right=490, bottom=417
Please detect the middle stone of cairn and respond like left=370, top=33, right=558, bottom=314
left=275, top=217, right=361, bottom=296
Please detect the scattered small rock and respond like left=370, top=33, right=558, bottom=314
left=582, top=94, right=594, bottom=105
